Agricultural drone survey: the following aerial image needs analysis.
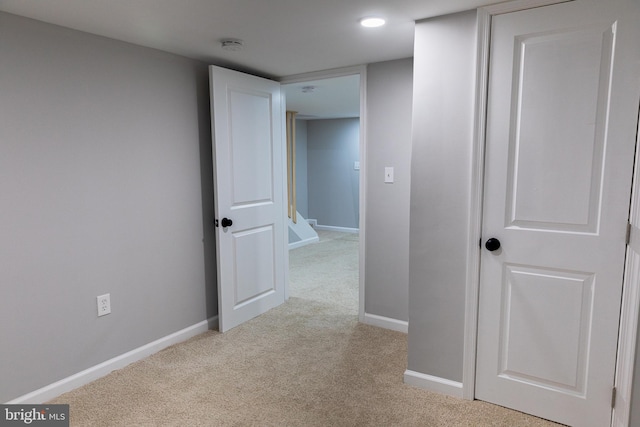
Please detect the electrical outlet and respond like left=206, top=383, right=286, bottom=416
left=97, top=294, right=111, bottom=317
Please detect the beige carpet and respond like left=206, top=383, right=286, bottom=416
left=289, top=230, right=359, bottom=311
left=49, top=230, right=560, bottom=426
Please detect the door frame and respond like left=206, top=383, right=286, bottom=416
left=464, top=2, right=640, bottom=425
left=279, top=65, right=367, bottom=322
left=612, top=110, right=640, bottom=427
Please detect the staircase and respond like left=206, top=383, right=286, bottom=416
left=288, top=211, right=319, bottom=250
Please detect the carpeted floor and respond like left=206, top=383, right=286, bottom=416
left=48, top=230, right=560, bottom=426
left=288, top=230, right=359, bottom=312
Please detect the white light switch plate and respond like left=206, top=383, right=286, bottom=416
left=385, top=167, right=394, bottom=183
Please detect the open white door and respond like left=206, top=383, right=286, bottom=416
left=475, top=0, right=640, bottom=426
left=209, top=66, right=286, bottom=332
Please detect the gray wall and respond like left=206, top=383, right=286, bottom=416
left=307, top=118, right=360, bottom=229
left=365, top=59, right=413, bottom=322
left=0, top=12, right=215, bottom=402
left=295, top=119, right=309, bottom=218
left=407, top=10, right=477, bottom=382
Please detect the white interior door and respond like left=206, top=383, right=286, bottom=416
left=475, top=1, right=640, bottom=426
left=209, top=65, right=286, bottom=333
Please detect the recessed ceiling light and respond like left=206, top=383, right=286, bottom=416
left=360, top=17, right=386, bottom=28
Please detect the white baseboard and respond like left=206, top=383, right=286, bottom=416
left=207, top=315, right=219, bottom=331
left=363, top=313, right=408, bottom=333
left=288, top=235, right=319, bottom=250
left=308, top=219, right=318, bottom=228
left=8, top=316, right=218, bottom=404
left=403, top=370, right=464, bottom=399
left=315, top=224, right=359, bottom=234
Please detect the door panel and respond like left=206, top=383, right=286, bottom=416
left=499, top=265, right=593, bottom=393
left=506, top=24, right=613, bottom=232
left=209, top=66, right=286, bottom=333
left=232, top=226, right=276, bottom=306
left=476, top=1, right=640, bottom=425
left=229, top=89, right=274, bottom=205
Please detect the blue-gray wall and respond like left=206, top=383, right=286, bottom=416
left=0, top=12, right=214, bottom=402
left=306, top=118, right=360, bottom=229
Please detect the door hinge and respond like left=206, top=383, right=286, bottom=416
left=612, top=386, right=617, bottom=408
left=626, top=222, right=632, bottom=246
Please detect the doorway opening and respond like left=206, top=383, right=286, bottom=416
left=281, top=69, right=364, bottom=318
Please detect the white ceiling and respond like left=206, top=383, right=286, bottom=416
left=0, top=0, right=506, bottom=79
left=283, top=75, right=361, bottom=120
left=0, top=0, right=507, bottom=119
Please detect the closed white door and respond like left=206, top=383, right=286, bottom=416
left=209, top=66, right=286, bottom=332
left=475, top=0, right=640, bottom=426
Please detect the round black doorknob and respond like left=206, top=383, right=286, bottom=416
left=221, top=218, right=233, bottom=227
left=485, top=238, right=501, bottom=251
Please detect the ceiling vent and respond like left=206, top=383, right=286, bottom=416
left=221, top=39, right=244, bottom=51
